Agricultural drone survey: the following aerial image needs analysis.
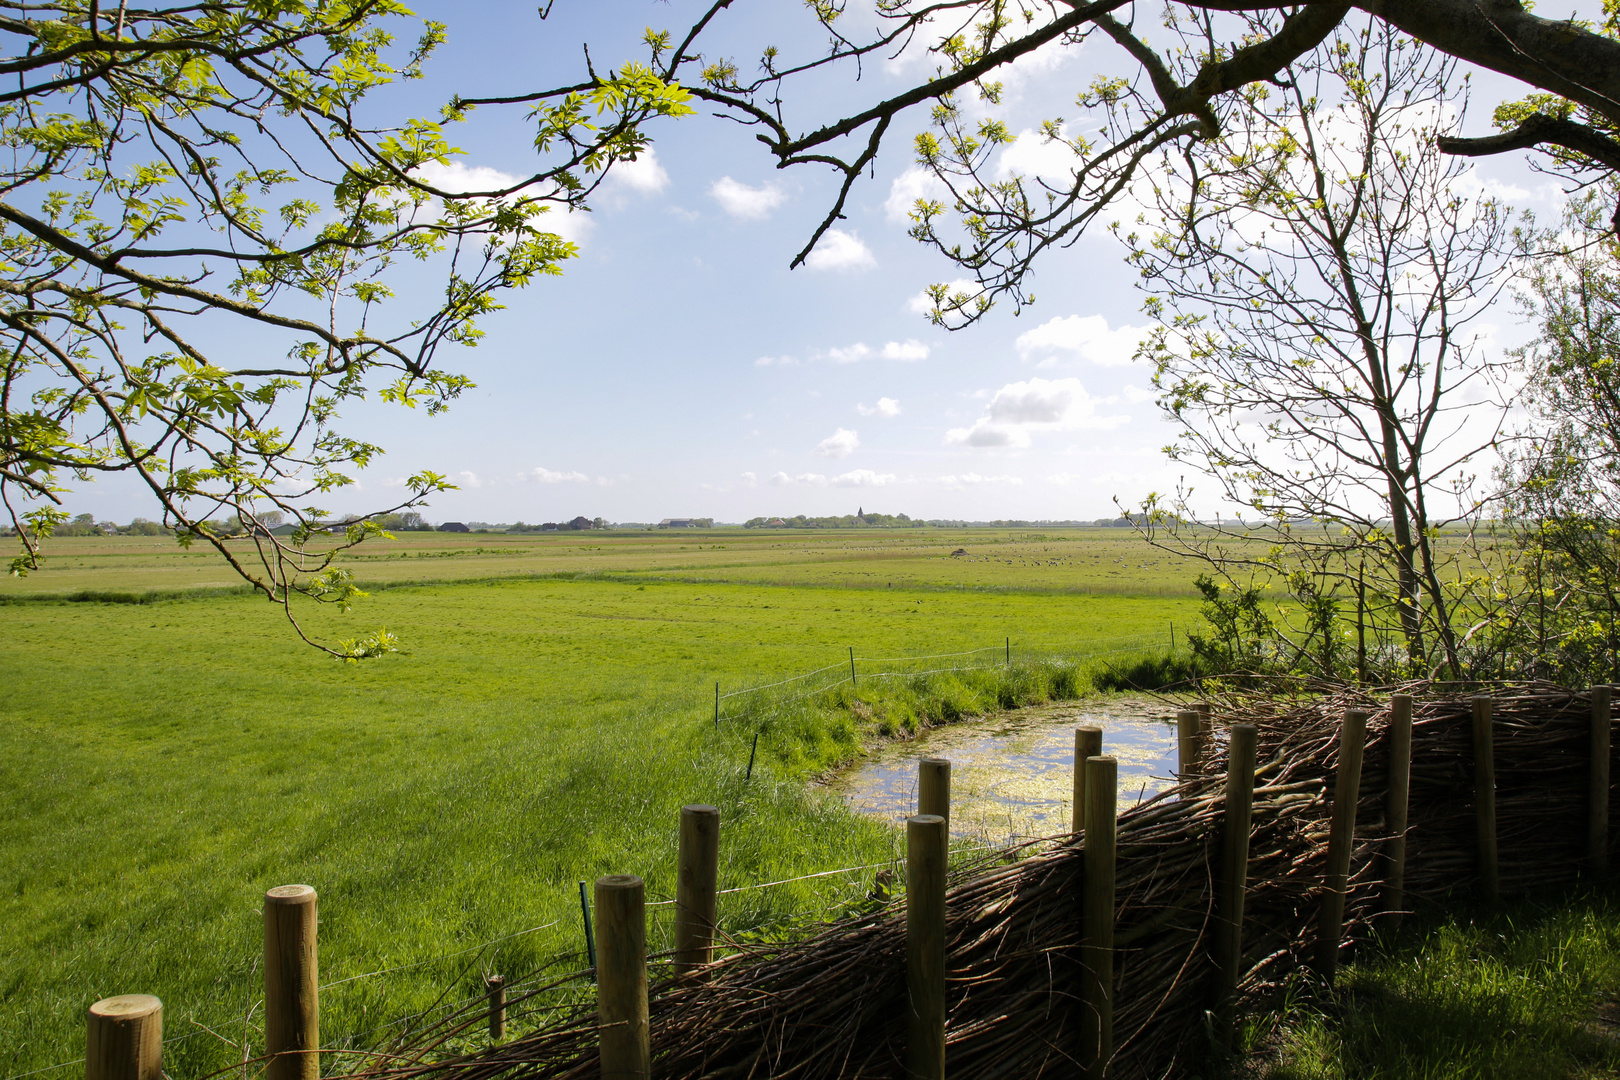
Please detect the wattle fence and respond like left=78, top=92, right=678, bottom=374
left=77, top=682, right=1616, bottom=1080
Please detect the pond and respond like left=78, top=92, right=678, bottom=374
left=825, top=695, right=1183, bottom=845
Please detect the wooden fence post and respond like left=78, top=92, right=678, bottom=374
left=906, top=814, right=947, bottom=1080
left=1215, top=724, right=1257, bottom=1044
left=1081, top=755, right=1118, bottom=1080
left=1314, top=711, right=1367, bottom=979
left=1591, top=686, right=1612, bottom=875
left=919, top=758, right=951, bottom=830
left=1073, top=727, right=1103, bottom=832
left=675, top=804, right=720, bottom=974
left=596, top=874, right=651, bottom=1080
left=264, top=885, right=318, bottom=1080
left=86, top=995, right=162, bottom=1080
left=485, top=975, right=506, bottom=1042
left=1472, top=696, right=1499, bottom=906
left=1382, top=694, right=1414, bottom=928
left=1193, top=701, right=1213, bottom=732
left=1176, top=710, right=1203, bottom=777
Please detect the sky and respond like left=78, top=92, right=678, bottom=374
left=68, top=1, right=1580, bottom=526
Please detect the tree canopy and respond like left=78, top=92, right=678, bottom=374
left=0, top=1, right=690, bottom=655
left=654, top=0, right=1620, bottom=319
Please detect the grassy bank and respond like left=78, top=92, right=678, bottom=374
left=1236, top=888, right=1620, bottom=1079
left=0, top=573, right=1195, bottom=1077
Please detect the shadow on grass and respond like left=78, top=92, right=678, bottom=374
left=1233, top=888, right=1620, bottom=1080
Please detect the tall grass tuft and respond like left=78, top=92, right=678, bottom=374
left=717, top=645, right=1198, bottom=777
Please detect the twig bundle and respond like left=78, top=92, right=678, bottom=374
left=347, top=682, right=1603, bottom=1080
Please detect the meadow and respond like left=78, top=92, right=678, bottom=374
left=0, top=526, right=1198, bottom=599
left=1247, top=889, right=1620, bottom=1079
left=0, top=527, right=1200, bottom=1078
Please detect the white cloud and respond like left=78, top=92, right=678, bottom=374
left=755, top=354, right=798, bottom=367
left=833, top=469, right=896, bottom=487
left=946, top=377, right=1129, bottom=448
left=805, top=229, right=876, bottom=272
left=996, top=125, right=1080, bottom=183
left=711, top=176, right=786, bottom=219
left=457, top=470, right=483, bottom=488
left=881, top=339, right=930, bottom=361
left=538, top=207, right=596, bottom=246
left=819, top=340, right=927, bottom=364
left=609, top=148, right=669, bottom=194
left=1121, top=385, right=1156, bottom=404
left=764, top=469, right=895, bottom=488
left=815, top=428, right=860, bottom=458
left=857, top=397, right=902, bottom=417
left=411, top=159, right=521, bottom=194
left=936, top=473, right=1024, bottom=488
left=884, top=166, right=947, bottom=223
left=530, top=466, right=590, bottom=484
left=407, top=159, right=596, bottom=246
left=1015, top=314, right=1150, bottom=367
left=906, top=278, right=985, bottom=316
left=741, top=471, right=757, bottom=486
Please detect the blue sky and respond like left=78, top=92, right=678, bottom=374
left=76, top=2, right=1572, bottom=526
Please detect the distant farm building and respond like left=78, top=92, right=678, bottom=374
left=658, top=518, right=698, bottom=528
left=437, top=521, right=471, bottom=533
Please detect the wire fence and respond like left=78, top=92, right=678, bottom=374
left=8, top=632, right=1186, bottom=1080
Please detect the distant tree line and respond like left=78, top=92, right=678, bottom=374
left=743, top=513, right=1126, bottom=529
left=23, top=513, right=171, bottom=537
left=506, top=517, right=607, bottom=533
left=745, top=512, right=915, bottom=529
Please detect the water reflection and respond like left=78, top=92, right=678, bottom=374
left=827, top=696, right=1181, bottom=845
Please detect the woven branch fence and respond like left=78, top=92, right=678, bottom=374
left=327, top=682, right=1619, bottom=1080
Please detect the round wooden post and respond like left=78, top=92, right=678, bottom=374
left=1193, top=701, right=1212, bottom=730
left=264, top=885, right=318, bottom=1080
left=906, top=814, right=947, bottom=1080
left=1590, top=686, right=1612, bottom=875
left=1081, top=755, right=1118, bottom=1080
left=1382, top=694, right=1414, bottom=926
left=485, top=975, right=506, bottom=1042
left=1472, top=696, right=1499, bottom=905
left=86, top=995, right=161, bottom=1080
left=1314, top=711, right=1367, bottom=979
left=918, top=758, right=951, bottom=830
left=674, top=804, right=720, bottom=974
left=1215, top=725, right=1257, bottom=1044
left=1072, top=727, right=1103, bottom=832
left=1175, top=710, right=1203, bottom=777
left=596, top=874, right=650, bottom=1080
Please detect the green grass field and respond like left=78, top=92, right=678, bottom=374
left=0, top=526, right=1200, bottom=599
left=1241, top=889, right=1620, bottom=1079
left=0, top=527, right=1200, bottom=1078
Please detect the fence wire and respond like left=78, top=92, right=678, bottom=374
left=7, top=633, right=1184, bottom=1080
